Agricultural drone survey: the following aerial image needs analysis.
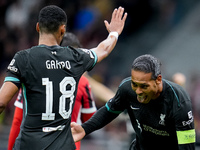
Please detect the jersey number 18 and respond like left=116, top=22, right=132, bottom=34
left=41, top=77, right=76, bottom=120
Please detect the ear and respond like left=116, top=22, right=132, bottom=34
left=156, top=75, right=162, bottom=84
left=36, top=22, right=40, bottom=33
left=60, top=25, right=66, bottom=37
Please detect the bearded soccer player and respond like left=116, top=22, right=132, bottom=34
left=0, top=5, right=127, bottom=150
left=71, top=54, right=196, bottom=150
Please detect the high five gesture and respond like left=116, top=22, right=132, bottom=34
left=91, top=6, right=128, bottom=62
left=104, top=6, right=127, bottom=35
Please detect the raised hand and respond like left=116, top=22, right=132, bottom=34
left=104, top=6, right=128, bottom=35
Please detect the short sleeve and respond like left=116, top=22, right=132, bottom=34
left=5, top=51, right=26, bottom=84
left=173, top=93, right=196, bottom=148
left=76, top=47, right=97, bottom=71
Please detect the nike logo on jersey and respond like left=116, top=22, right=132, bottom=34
left=130, top=105, right=140, bottom=110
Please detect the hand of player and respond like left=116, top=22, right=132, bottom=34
left=104, top=6, right=127, bottom=35
left=71, top=122, right=86, bottom=142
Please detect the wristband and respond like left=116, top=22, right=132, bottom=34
left=109, top=32, right=119, bottom=40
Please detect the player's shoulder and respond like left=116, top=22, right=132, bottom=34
left=62, top=45, right=76, bottom=51
left=63, top=46, right=95, bottom=58
left=15, top=47, right=31, bottom=55
left=12, top=48, right=32, bottom=64
left=117, top=77, right=133, bottom=95
left=65, top=46, right=85, bottom=53
left=119, top=76, right=132, bottom=87
left=163, top=79, right=190, bottom=105
left=163, top=79, right=187, bottom=95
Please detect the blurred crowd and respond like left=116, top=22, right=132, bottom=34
left=0, top=0, right=194, bottom=73
left=0, top=0, right=200, bottom=148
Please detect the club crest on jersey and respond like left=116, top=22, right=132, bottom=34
left=159, top=114, right=166, bottom=125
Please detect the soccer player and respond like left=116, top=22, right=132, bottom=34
left=8, top=77, right=96, bottom=150
left=7, top=32, right=98, bottom=150
left=0, top=5, right=127, bottom=150
left=71, top=54, right=196, bottom=150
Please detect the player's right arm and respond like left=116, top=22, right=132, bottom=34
left=71, top=106, right=119, bottom=142
left=0, top=82, right=19, bottom=114
left=91, top=6, right=127, bottom=63
left=71, top=81, right=127, bottom=142
left=171, top=85, right=196, bottom=149
left=174, top=100, right=196, bottom=149
left=0, top=51, right=25, bottom=114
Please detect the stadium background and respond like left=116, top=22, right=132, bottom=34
left=0, top=0, right=200, bottom=149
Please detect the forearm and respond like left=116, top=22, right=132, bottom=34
left=92, top=34, right=117, bottom=63
left=0, top=82, right=19, bottom=114
left=82, top=106, right=119, bottom=135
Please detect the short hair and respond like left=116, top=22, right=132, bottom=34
left=61, top=32, right=81, bottom=48
left=132, top=54, right=161, bottom=80
left=38, top=5, right=67, bottom=33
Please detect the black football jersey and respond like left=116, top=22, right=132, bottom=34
left=106, top=77, right=195, bottom=150
left=5, top=45, right=97, bottom=150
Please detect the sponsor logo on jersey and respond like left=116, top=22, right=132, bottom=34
left=182, top=111, right=193, bottom=126
left=9, top=59, right=15, bottom=65
left=7, top=59, right=18, bottom=72
left=80, top=48, right=94, bottom=58
left=143, top=124, right=170, bottom=136
left=43, top=125, right=65, bottom=132
left=159, top=114, right=166, bottom=126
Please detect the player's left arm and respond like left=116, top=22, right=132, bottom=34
left=174, top=97, right=196, bottom=149
left=72, top=106, right=119, bottom=142
left=91, top=7, right=127, bottom=63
